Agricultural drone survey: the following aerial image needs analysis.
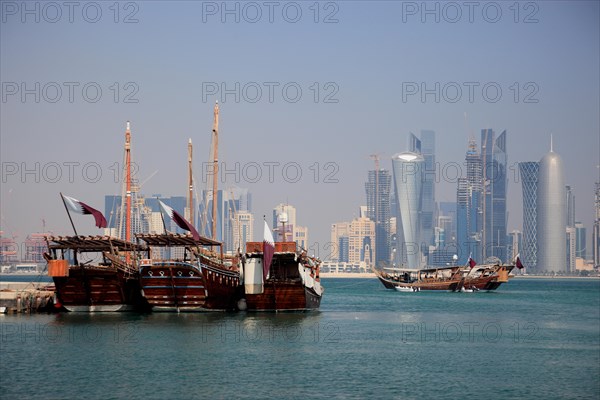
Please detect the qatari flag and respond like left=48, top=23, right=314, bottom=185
left=63, top=194, right=107, bottom=228
left=263, top=220, right=275, bottom=280
left=515, top=254, right=524, bottom=269
left=468, top=257, right=477, bottom=268
left=158, top=200, right=200, bottom=241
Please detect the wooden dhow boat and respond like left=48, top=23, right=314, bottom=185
left=375, top=266, right=464, bottom=292
left=375, top=257, right=518, bottom=292
left=239, top=221, right=323, bottom=311
left=137, top=233, right=240, bottom=312
left=137, top=102, right=242, bottom=312
left=45, top=235, right=147, bottom=312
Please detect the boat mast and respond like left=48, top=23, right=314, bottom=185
left=125, top=121, right=132, bottom=243
left=188, top=138, right=194, bottom=224
left=211, top=102, right=219, bottom=241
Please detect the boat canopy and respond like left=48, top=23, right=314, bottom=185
left=46, top=235, right=144, bottom=252
left=136, top=233, right=222, bottom=247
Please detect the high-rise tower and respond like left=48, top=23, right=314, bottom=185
left=566, top=185, right=576, bottom=228
left=536, top=139, right=566, bottom=273
left=456, top=138, right=482, bottom=263
left=365, top=169, right=391, bottom=265
left=409, top=131, right=436, bottom=250
left=392, top=152, right=424, bottom=269
left=593, top=182, right=600, bottom=269
left=519, top=161, right=539, bottom=270
left=481, top=129, right=508, bottom=262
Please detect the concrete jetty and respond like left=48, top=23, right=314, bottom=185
left=0, top=282, right=56, bottom=314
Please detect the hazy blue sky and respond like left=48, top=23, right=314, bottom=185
left=1, top=1, right=599, bottom=258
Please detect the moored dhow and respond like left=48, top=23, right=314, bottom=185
left=137, top=233, right=240, bottom=312
left=45, top=235, right=147, bottom=312
left=375, top=257, right=518, bottom=292
left=239, top=221, right=323, bottom=311
left=375, top=266, right=463, bottom=292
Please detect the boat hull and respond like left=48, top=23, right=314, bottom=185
left=65, top=304, right=135, bottom=312
left=377, top=275, right=398, bottom=289
left=462, top=265, right=515, bottom=291
left=53, top=267, right=145, bottom=312
left=244, top=280, right=321, bottom=311
left=377, top=265, right=515, bottom=292
left=376, top=273, right=460, bottom=291
left=200, top=264, right=241, bottom=310
left=140, top=261, right=240, bottom=312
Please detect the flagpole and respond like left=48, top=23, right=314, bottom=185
left=60, top=192, right=79, bottom=236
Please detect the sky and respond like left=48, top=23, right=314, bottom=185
left=1, top=0, right=599, bottom=259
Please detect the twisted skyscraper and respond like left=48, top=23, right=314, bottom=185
left=519, top=161, right=539, bottom=269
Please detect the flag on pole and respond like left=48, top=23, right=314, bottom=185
left=158, top=200, right=200, bottom=241
left=62, top=195, right=107, bottom=228
left=468, top=253, right=477, bottom=268
left=263, top=220, right=275, bottom=280
left=515, top=254, right=524, bottom=269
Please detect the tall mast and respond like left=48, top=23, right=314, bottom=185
left=211, top=101, right=219, bottom=240
left=125, top=121, right=132, bottom=243
left=188, top=138, right=194, bottom=224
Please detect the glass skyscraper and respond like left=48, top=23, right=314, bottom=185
left=593, top=182, right=599, bottom=269
left=575, top=222, right=586, bottom=260
left=519, top=161, right=539, bottom=269
left=392, top=152, right=424, bottom=269
left=365, top=169, right=391, bottom=265
left=566, top=185, right=575, bottom=227
left=456, top=139, right=482, bottom=264
left=365, top=169, right=392, bottom=265
left=481, top=129, right=508, bottom=262
left=409, top=130, right=436, bottom=251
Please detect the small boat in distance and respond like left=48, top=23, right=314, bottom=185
left=376, top=266, right=464, bottom=292
left=374, top=257, right=516, bottom=292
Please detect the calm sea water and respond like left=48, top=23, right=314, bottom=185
left=1, top=278, right=599, bottom=399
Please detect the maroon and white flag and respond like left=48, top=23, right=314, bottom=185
left=62, top=194, right=107, bottom=228
left=468, top=253, right=477, bottom=268
left=263, top=220, right=275, bottom=280
left=515, top=254, right=524, bottom=269
left=158, top=200, right=200, bottom=241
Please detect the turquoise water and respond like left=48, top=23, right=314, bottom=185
left=1, top=278, right=599, bottom=399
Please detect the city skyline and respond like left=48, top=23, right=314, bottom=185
left=1, top=131, right=597, bottom=266
left=1, top=2, right=599, bottom=259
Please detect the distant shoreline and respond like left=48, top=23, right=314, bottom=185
left=1, top=272, right=597, bottom=281
left=511, top=274, right=600, bottom=279
left=320, top=273, right=376, bottom=279
left=318, top=272, right=600, bottom=279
